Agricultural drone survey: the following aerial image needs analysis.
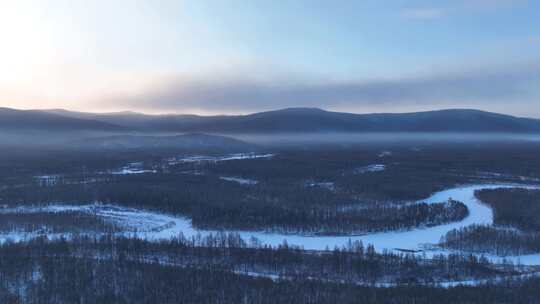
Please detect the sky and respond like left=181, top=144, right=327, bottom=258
left=0, top=0, right=539, bottom=116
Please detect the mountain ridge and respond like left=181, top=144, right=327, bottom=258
left=0, top=107, right=124, bottom=131
left=5, top=107, right=540, bottom=133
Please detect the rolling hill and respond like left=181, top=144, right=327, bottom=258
left=43, top=107, right=540, bottom=134
left=0, top=107, right=123, bottom=131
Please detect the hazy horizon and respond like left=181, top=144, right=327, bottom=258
left=3, top=105, right=540, bottom=120
left=1, top=1, right=539, bottom=117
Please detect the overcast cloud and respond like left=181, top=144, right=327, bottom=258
left=1, top=1, right=539, bottom=116
left=102, top=61, right=540, bottom=115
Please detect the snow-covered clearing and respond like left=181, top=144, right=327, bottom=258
left=99, top=153, right=274, bottom=176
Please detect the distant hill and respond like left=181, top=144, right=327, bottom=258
left=74, top=133, right=257, bottom=152
left=45, top=109, right=157, bottom=127
left=0, top=107, right=123, bottom=131
left=44, top=107, right=540, bottom=134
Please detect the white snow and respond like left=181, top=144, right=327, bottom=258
left=111, top=168, right=157, bottom=175
left=2, top=183, right=540, bottom=265
left=436, top=270, right=540, bottom=287
left=34, top=175, right=62, bottom=187
left=305, top=181, right=335, bottom=191
left=110, top=162, right=157, bottom=175
left=168, top=153, right=274, bottom=164
left=220, top=176, right=258, bottom=185
left=353, top=164, right=386, bottom=174
left=378, top=151, right=392, bottom=157
left=106, top=153, right=274, bottom=175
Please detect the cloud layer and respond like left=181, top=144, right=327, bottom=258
left=102, top=61, right=540, bottom=115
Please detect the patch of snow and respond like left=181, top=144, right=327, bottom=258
left=436, top=270, right=540, bottom=288
left=220, top=176, right=258, bottom=185
left=168, top=153, right=274, bottom=165
left=305, top=181, right=335, bottom=191
left=180, top=170, right=205, bottom=175
left=0, top=204, right=183, bottom=239
left=111, top=168, right=157, bottom=175
left=378, top=151, right=392, bottom=157
left=353, top=164, right=386, bottom=174
left=34, top=175, right=62, bottom=187
left=111, top=162, right=157, bottom=175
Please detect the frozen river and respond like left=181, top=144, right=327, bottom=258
left=2, top=183, right=540, bottom=264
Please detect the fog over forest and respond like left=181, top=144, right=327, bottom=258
left=2, top=0, right=540, bottom=302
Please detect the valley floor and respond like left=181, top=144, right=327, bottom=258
left=2, top=183, right=540, bottom=265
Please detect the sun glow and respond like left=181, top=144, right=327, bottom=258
left=0, top=1, right=196, bottom=111
left=0, top=2, right=59, bottom=107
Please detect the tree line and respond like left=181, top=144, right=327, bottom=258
left=0, top=233, right=536, bottom=304
left=0, top=173, right=468, bottom=235
left=475, top=188, right=540, bottom=232
left=440, top=224, right=540, bottom=256
left=0, top=233, right=517, bottom=287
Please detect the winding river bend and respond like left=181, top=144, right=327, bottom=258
left=3, top=183, right=540, bottom=265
